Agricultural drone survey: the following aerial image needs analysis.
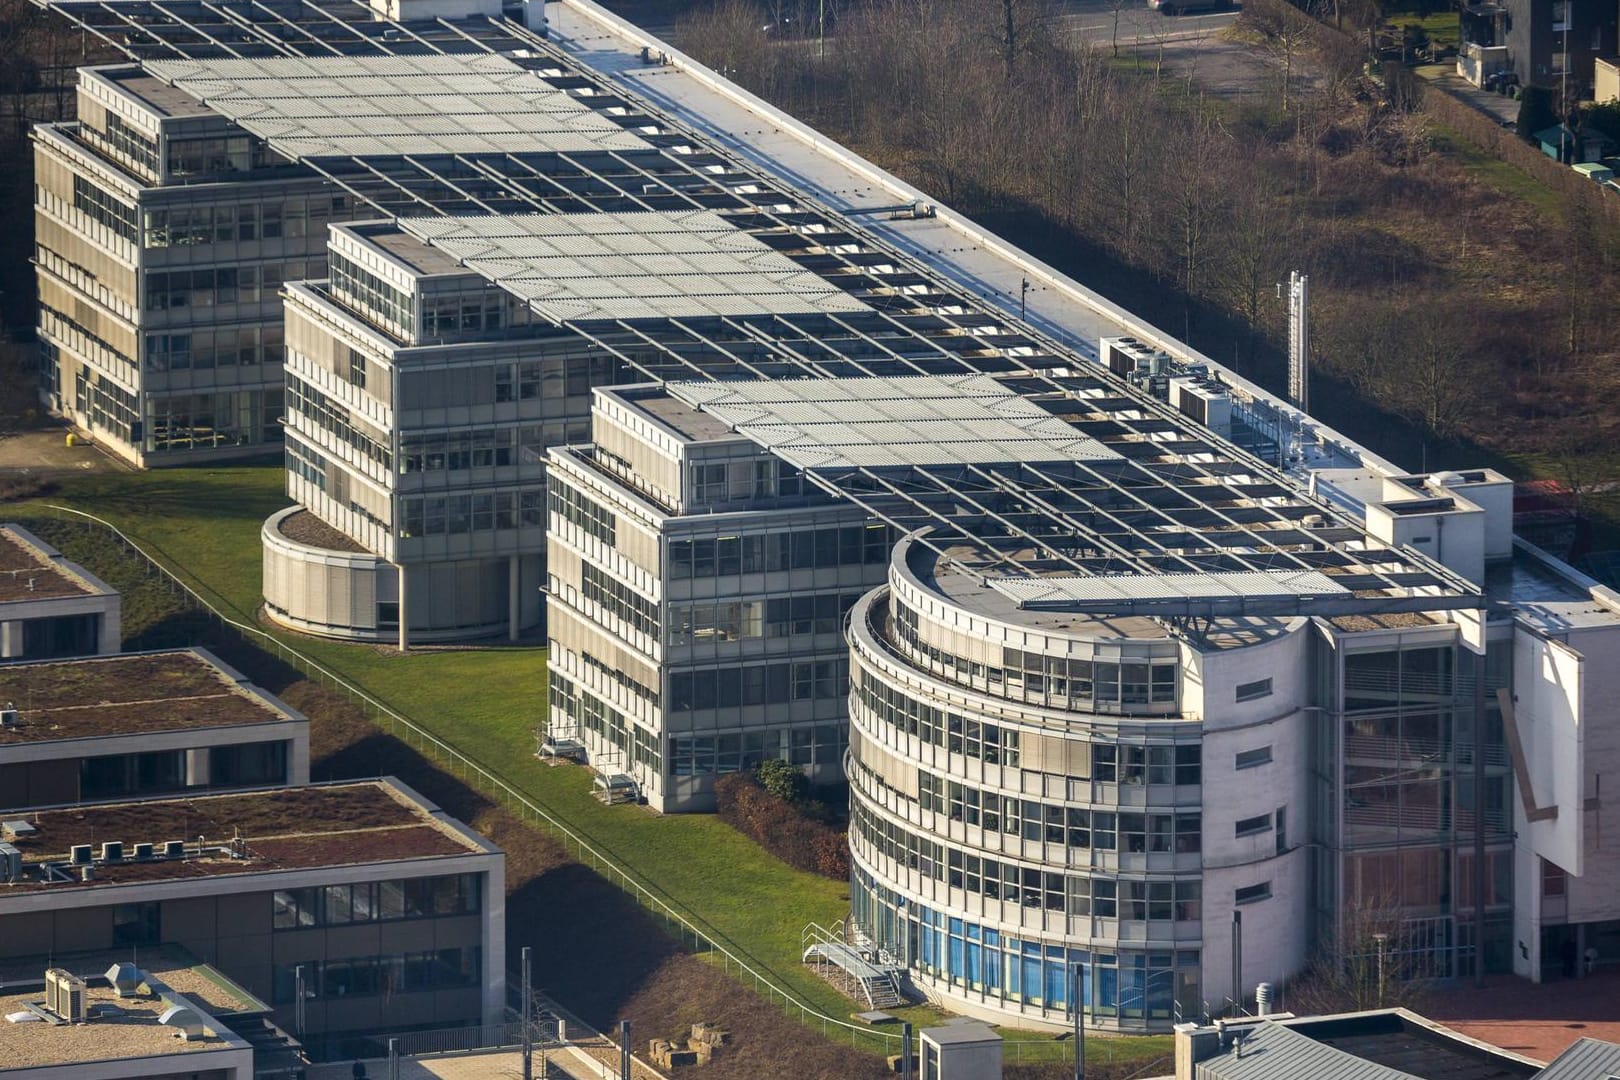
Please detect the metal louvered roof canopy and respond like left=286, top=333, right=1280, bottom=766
left=667, top=376, right=1480, bottom=617
left=398, top=211, right=871, bottom=321
left=30, top=0, right=1487, bottom=620
left=144, top=54, right=649, bottom=157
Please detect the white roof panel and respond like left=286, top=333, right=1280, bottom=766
left=396, top=210, right=871, bottom=322
left=144, top=54, right=649, bottom=157
left=666, top=375, right=1120, bottom=470
left=988, top=570, right=1349, bottom=610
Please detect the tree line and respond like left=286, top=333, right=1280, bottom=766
left=675, top=0, right=1620, bottom=475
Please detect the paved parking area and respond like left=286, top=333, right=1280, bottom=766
left=1421, top=969, right=1620, bottom=1063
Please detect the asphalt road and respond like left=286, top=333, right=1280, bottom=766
left=1054, top=0, right=1241, bottom=52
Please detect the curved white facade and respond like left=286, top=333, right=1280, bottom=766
left=262, top=507, right=534, bottom=642
left=847, top=536, right=1311, bottom=1032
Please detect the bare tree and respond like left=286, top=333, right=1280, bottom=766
left=1289, top=892, right=1432, bottom=1016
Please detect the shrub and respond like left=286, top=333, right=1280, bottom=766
left=756, top=757, right=809, bottom=803
left=715, top=771, right=849, bottom=881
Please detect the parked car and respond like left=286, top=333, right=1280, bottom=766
left=1149, top=0, right=1231, bottom=14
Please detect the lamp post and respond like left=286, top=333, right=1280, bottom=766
left=1373, top=932, right=1390, bottom=1008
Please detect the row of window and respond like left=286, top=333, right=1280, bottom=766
left=852, top=801, right=1202, bottom=920
left=549, top=477, right=616, bottom=546
left=668, top=724, right=847, bottom=777
left=550, top=673, right=661, bottom=773
left=145, top=260, right=321, bottom=311
left=394, top=356, right=622, bottom=411
left=83, top=112, right=158, bottom=177
left=855, top=667, right=1022, bottom=767
left=40, top=300, right=134, bottom=371
left=287, top=373, right=391, bottom=470
left=72, top=175, right=138, bottom=243
left=146, top=387, right=284, bottom=452
left=146, top=324, right=285, bottom=371
left=287, top=437, right=328, bottom=492
left=83, top=371, right=139, bottom=446
left=855, top=883, right=1200, bottom=1020
left=166, top=133, right=275, bottom=178
left=914, top=769, right=1203, bottom=853
left=666, top=591, right=867, bottom=647
left=270, top=948, right=480, bottom=1004
left=581, top=563, right=658, bottom=639
left=581, top=650, right=657, bottom=708
left=666, top=658, right=850, bottom=712
left=893, top=602, right=1181, bottom=714
left=422, top=292, right=508, bottom=337
left=271, top=874, right=481, bottom=929
left=667, top=523, right=890, bottom=580
left=688, top=458, right=807, bottom=504
left=399, top=489, right=544, bottom=538
left=143, top=193, right=351, bottom=248
left=400, top=428, right=525, bottom=473
left=330, top=250, right=413, bottom=337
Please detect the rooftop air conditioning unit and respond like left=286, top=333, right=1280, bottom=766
left=0, top=704, right=17, bottom=727
left=69, top=845, right=92, bottom=866
left=162, top=840, right=185, bottom=859
left=100, top=841, right=123, bottom=863
left=45, top=969, right=86, bottom=1023
left=0, top=842, right=20, bottom=884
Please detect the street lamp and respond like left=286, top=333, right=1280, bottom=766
left=1372, top=932, right=1390, bottom=1008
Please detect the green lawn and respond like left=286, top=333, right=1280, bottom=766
left=16, top=464, right=1170, bottom=1068
left=1430, top=126, right=1563, bottom=217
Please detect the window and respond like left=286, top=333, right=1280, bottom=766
left=1542, top=858, right=1567, bottom=898
left=1235, top=746, right=1272, bottom=770
left=112, top=902, right=161, bottom=946
left=1234, top=813, right=1272, bottom=838
left=347, top=348, right=367, bottom=389
left=1235, top=882, right=1272, bottom=905
left=1235, top=678, right=1273, bottom=702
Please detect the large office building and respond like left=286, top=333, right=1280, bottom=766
left=265, top=215, right=630, bottom=644
left=0, top=648, right=311, bottom=810
left=22, top=0, right=1620, bottom=1040
left=0, top=523, right=120, bottom=661
left=32, top=65, right=353, bottom=466
left=545, top=384, right=887, bottom=810
left=0, top=780, right=505, bottom=1058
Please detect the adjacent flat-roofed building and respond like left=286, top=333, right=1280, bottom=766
left=545, top=385, right=887, bottom=811
left=0, top=780, right=504, bottom=1057
left=0, top=950, right=267, bottom=1080
left=32, top=64, right=355, bottom=466
left=0, top=648, right=311, bottom=810
left=265, top=219, right=630, bottom=645
left=0, top=524, right=120, bottom=661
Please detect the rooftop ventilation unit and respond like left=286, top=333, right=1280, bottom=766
left=68, top=845, right=92, bottom=866
left=100, top=841, right=123, bottom=863
left=163, top=840, right=185, bottom=859
left=44, top=969, right=85, bottom=1023
left=0, top=820, right=33, bottom=842
left=158, top=1002, right=206, bottom=1040
left=105, top=963, right=142, bottom=998
left=0, top=842, right=20, bottom=884
left=132, top=842, right=154, bottom=860
left=0, top=704, right=17, bottom=727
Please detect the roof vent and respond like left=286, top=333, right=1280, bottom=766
left=163, top=840, right=185, bottom=859
left=1, top=820, right=35, bottom=842
left=0, top=842, right=20, bottom=884
left=69, top=845, right=92, bottom=866
left=44, top=969, right=85, bottom=1023
left=0, top=704, right=17, bottom=727
left=100, top=841, right=123, bottom=863
left=158, top=1003, right=206, bottom=1040
left=104, top=963, right=142, bottom=998
left=132, top=842, right=154, bottom=860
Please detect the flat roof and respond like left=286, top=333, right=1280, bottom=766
left=350, top=222, right=471, bottom=278
left=144, top=53, right=650, bottom=158
left=399, top=211, right=873, bottom=322
left=0, top=947, right=258, bottom=1070
left=97, top=65, right=215, bottom=119
left=1, top=781, right=488, bottom=894
left=611, top=386, right=743, bottom=444
left=0, top=650, right=299, bottom=745
left=0, top=526, right=108, bottom=603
